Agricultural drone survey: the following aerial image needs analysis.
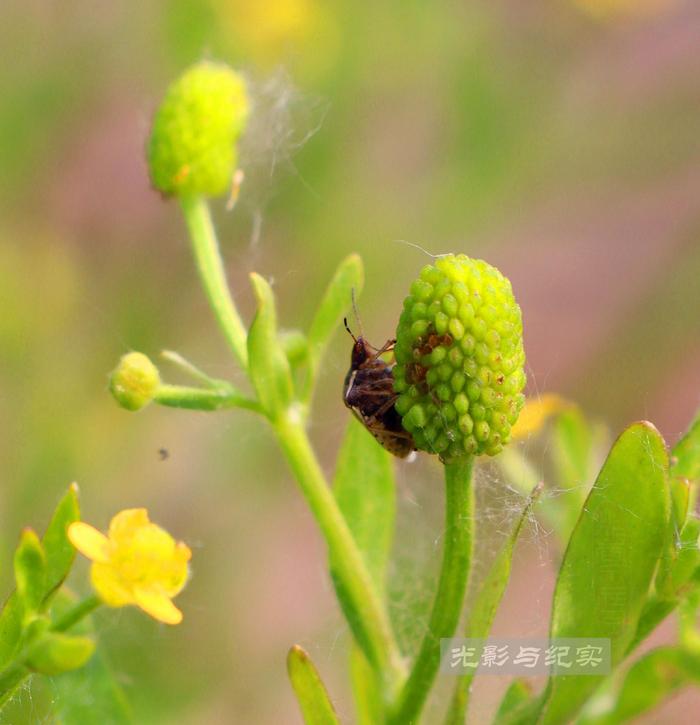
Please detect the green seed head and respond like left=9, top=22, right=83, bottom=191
left=147, top=60, right=249, bottom=198
left=110, top=352, right=161, bottom=411
left=394, top=254, right=526, bottom=461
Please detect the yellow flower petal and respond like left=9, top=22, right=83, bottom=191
left=511, top=394, right=571, bottom=440
left=67, top=522, right=111, bottom=564
left=163, top=543, right=191, bottom=596
left=133, top=586, right=183, bottom=625
left=108, top=508, right=150, bottom=544
left=91, top=561, right=134, bottom=607
left=76, top=507, right=191, bottom=621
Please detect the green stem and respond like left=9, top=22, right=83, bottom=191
left=273, top=411, right=406, bottom=693
left=388, top=457, right=474, bottom=725
left=52, top=594, right=101, bottom=633
left=180, top=195, right=249, bottom=369
left=155, top=383, right=261, bottom=413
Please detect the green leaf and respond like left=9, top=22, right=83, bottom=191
left=26, top=632, right=95, bottom=676
left=630, top=597, right=677, bottom=654
left=333, top=417, right=395, bottom=589
left=0, top=594, right=24, bottom=672
left=494, top=679, right=533, bottom=721
left=42, top=484, right=80, bottom=599
left=467, top=482, right=543, bottom=637
left=50, top=649, right=133, bottom=725
left=550, top=408, right=596, bottom=542
left=671, top=407, right=700, bottom=482
left=578, top=646, right=700, bottom=724
left=280, top=329, right=310, bottom=368
left=14, top=528, right=46, bottom=615
left=539, top=422, right=670, bottom=725
left=446, top=483, right=543, bottom=725
left=330, top=418, right=396, bottom=688
left=247, top=273, right=294, bottom=418
left=552, top=407, right=593, bottom=488
left=670, top=477, right=690, bottom=529
left=654, top=503, right=700, bottom=603
left=349, top=645, right=382, bottom=725
left=307, top=254, right=363, bottom=363
left=287, top=645, right=340, bottom=725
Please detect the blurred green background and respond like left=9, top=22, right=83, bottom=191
left=1, top=0, right=699, bottom=722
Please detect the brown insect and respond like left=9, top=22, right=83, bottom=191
left=343, top=318, right=415, bottom=458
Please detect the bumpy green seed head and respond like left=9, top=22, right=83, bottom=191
left=110, top=352, right=161, bottom=411
left=394, top=254, right=526, bottom=461
left=147, top=60, right=249, bottom=198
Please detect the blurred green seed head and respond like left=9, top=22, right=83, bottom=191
left=147, top=61, right=249, bottom=198
left=394, top=254, right=526, bottom=461
left=110, top=352, right=161, bottom=411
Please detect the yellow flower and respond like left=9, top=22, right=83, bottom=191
left=511, top=394, right=572, bottom=440
left=68, top=509, right=191, bottom=625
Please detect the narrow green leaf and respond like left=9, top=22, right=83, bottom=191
left=539, top=422, right=670, bottom=725
left=550, top=408, right=596, bottom=543
left=42, top=484, right=80, bottom=599
left=630, top=597, right=677, bottom=655
left=349, top=645, right=382, bottom=725
left=280, top=329, right=310, bottom=368
left=307, top=254, right=363, bottom=360
left=552, top=407, right=593, bottom=488
left=494, top=680, right=533, bottom=721
left=51, top=649, right=133, bottom=725
left=671, top=407, right=700, bottom=482
left=287, top=645, right=340, bottom=725
left=655, top=501, right=699, bottom=602
left=0, top=594, right=24, bottom=671
left=26, top=632, right=95, bottom=676
left=333, top=418, right=395, bottom=722
left=333, top=417, right=395, bottom=589
left=497, top=448, right=569, bottom=547
left=578, top=646, right=700, bottom=724
left=467, top=482, right=542, bottom=638
left=446, top=483, right=542, bottom=725
left=670, top=477, right=690, bottom=529
left=14, top=528, right=46, bottom=615
left=247, top=273, right=294, bottom=417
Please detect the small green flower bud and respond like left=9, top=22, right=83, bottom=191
left=110, top=352, right=161, bottom=411
left=147, top=60, right=249, bottom=198
left=394, top=254, right=526, bottom=461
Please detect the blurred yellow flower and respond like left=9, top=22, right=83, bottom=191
left=215, top=0, right=339, bottom=78
left=68, top=509, right=191, bottom=625
left=511, top=394, right=571, bottom=440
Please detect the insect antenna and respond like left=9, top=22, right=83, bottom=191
left=350, top=288, right=366, bottom=339
left=343, top=316, right=358, bottom=342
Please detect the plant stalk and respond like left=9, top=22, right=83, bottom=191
left=273, top=411, right=406, bottom=693
left=180, top=195, right=249, bottom=369
left=388, top=457, right=474, bottom=724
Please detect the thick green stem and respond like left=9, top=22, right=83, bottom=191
left=388, top=457, right=474, bottom=724
left=180, top=195, right=249, bottom=369
left=273, top=411, right=406, bottom=693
